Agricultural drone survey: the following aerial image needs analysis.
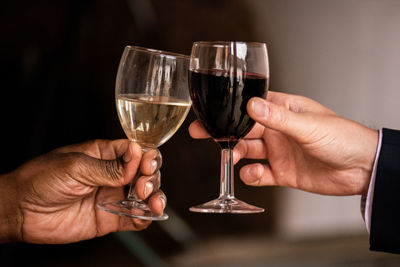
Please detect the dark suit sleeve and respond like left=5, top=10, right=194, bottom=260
left=370, top=128, right=400, bottom=253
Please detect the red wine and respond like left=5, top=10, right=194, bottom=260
left=189, top=70, right=268, bottom=142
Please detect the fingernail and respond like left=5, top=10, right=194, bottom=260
left=151, top=160, right=158, bottom=173
left=251, top=98, right=269, bottom=117
left=144, top=182, right=154, bottom=198
left=249, top=164, right=262, bottom=179
left=123, top=150, right=132, bottom=163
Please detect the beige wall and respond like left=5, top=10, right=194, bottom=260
left=247, top=0, right=400, bottom=238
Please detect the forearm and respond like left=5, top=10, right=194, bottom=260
left=0, top=173, right=22, bottom=243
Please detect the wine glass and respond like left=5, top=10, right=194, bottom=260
left=97, top=46, right=191, bottom=220
left=189, top=41, right=269, bottom=213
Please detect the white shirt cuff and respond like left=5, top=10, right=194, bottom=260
left=362, top=128, right=382, bottom=233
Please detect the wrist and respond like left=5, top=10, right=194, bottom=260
left=0, top=173, right=23, bottom=243
left=359, top=127, right=380, bottom=195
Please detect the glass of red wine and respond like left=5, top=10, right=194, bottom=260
left=189, top=41, right=269, bottom=213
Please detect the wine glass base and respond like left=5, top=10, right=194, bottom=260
left=189, top=197, right=265, bottom=214
left=97, top=200, right=168, bottom=221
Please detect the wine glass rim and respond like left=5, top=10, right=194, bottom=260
left=125, top=45, right=189, bottom=59
left=192, top=41, right=267, bottom=47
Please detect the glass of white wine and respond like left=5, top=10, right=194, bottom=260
left=97, top=46, right=191, bottom=220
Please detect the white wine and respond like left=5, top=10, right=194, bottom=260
left=116, top=94, right=191, bottom=148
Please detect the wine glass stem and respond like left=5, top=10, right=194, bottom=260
left=220, top=148, right=235, bottom=199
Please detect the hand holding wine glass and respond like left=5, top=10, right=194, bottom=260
left=0, top=139, right=165, bottom=244
left=189, top=91, right=378, bottom=196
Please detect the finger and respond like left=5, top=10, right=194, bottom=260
left=239, top=163, right=277, bottom=187
left=118, top=216, right=152, bottom=232
left=233, top=139, right=267, bottom=164
left=140, top=149, right=162, bottom=176
left=267, top=91, right=334, bottom=115
left=247, top=97, right=320, bottom=144
left=95, top=187, right=151, bottom=232
left=53, top=139, right=131, bottom=160
left=242, top=123, right=267, bottom=139
left=97, top=208, right=152, bottom=233
left=67, top=142, right=142, bottom=187
left=242, top=92, right=334, bottom=139
left=122, top=142, right=143, bottom=184
left=188, top=120, right=210, bottom=139
left=147, top=191, right=167, bottom=216
left=134, top=171, right=161, bottom=200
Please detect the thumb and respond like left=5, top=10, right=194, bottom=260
left=71, top=142, right=142, bottom=187
left=247, top=97, right=315, bottom=143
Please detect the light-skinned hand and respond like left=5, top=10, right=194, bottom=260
left=189, top=91, right=379, bottom=196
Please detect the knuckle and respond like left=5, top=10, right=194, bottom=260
left=152, top=170, right=161, bottom=181
left=149, top=171, right=161, bottom=189
left=288, top=98, right=303, bottom=113
left=134, top=220, right=151, bottom=230
left=154, top=150, right=162, bottom=168
left=272, top=106, right=288, bottom=127
left=61, top=153, right=87, bottom=173
left=283, top=95, right=295, bottom=109
left=56, top=153, right=90, bottom=182
left=235, top=140, right=248, bottom=158
left=83, top=139, right=108, bottom=157
left=85, top=139, right=101, bottom=151
left=159, top=192, right=167, bottom=205
left=88, top=139, right=100, bottom=147
left=103, top=158, right=124, bottom=181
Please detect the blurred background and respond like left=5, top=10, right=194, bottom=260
left=2, top=0, right=400, bottom=266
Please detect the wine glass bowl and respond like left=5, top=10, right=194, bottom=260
left=97, top=46, right=191, bottom=220
left=189, top=41, right=269, bottom=214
